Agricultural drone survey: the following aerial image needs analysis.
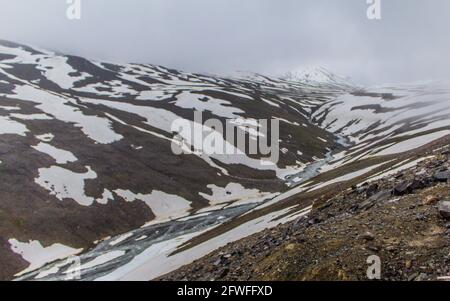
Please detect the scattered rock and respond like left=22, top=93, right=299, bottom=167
left=357, top=182, right=372, bottom=193
left=386, top=245, right=397, bottom=252
left=395, top=173, right=404, bottom=179
left=316, top=201, right=332, bottom=211
left=423, top=195, right=439, bottom=205
left=416, top=213, right=427, bottom=221
left=408, top=180, right=426, bottom=191
left=367, top=245, right=381, bottom=252
left=438, top=201, right=450, bottom=219
left=393, top=182, right=411, bottom=196
left=285, top=244, right=296, bottom=251
left=358, top=199, right=375, bottom=211
left=414, top=273, right=429, bottom=281
left=307, top=217, right=321, bottom=226
left=408, top=272, right=419, bottom=281
left=366, top=184, right=379, bottom=198
left=358, top=190, right=392, bottom=210
left=161, top=146, right=450, bottom=282
left=218, top=268, right=230, bottom=279
left=434, top=170, right=450, bottom=182
left=361, top=231, right=375, bottom=241
left=405, top=260, right=413, bottom=269
left=371, top=190, right=392, bottom=202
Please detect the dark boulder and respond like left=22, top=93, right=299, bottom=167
left=365, top=183, right=379, bottom=198
left=438, top=201, right=450, bottom=220
left=369, top=190, right=392, bottom=202
left=407, top=179, right=426, bottom=191
left=434, top=170, right=450, bottom=182
left=393, top=182, right=412, bottom=196
left=358, top=190, right=392, bottom=211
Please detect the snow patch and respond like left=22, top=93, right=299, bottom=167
left=32, top=142, right=77, bottom=164
left=114, top=189, right=192, bottom=222
left=34, top=166, right=97, bottom=206
left=9, top=238, right=82, bottom=276
left=0, top=116, right=28, bottom=136
left=199, top=183, right=273, bottom=205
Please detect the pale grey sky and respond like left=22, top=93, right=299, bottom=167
left=0, top=0, right=449, bottom=84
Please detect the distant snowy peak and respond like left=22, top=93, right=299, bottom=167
left=282, top=66, right=355, bottom=88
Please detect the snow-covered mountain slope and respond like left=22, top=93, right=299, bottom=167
left=0, top=40, right=351, bottom=279
left=1, top=40, right=450, bottom=281
left=312, top=81, right=450, bottom=172
left=282, top=66, right=355, bottom=90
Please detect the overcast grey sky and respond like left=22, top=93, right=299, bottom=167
left=0, top=0, right=449, bottom=84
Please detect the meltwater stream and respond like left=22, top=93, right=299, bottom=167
left=16, top=203, right=257, bottom=281
left=285, top=135, right=350, bottom=187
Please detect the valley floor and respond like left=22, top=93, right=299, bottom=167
left=160, top=145, right=450, bottom=281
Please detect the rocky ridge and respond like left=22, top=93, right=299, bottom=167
left=160, top=141, right=450, bottom=281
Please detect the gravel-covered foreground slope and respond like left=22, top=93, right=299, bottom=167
left=1, top=40, right=450, bottom=281
left=160, top=139, right=450, bottom=281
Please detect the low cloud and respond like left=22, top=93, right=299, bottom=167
left=0, top=0, right=449, bottom=84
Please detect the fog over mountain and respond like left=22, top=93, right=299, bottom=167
left=1, top=0, right=450, bottom=84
